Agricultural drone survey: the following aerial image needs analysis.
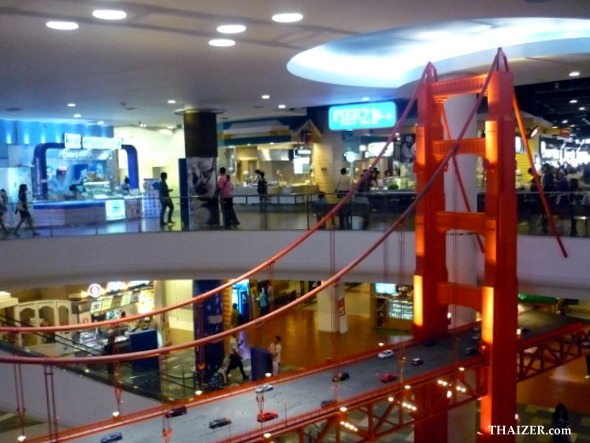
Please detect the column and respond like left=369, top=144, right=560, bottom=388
left=179, top=110, right=220, bottom=229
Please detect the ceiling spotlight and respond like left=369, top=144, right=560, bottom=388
left=92, top=10, right=127, bottom=20
left=261, top=94, right=270, bottom=100
left=278, top=104, right=286, bottom=109
left=569, top=71, right=581, bottom=77
left=73, top=113, right=81, bottom=118
left=208, top=39, right=236, bottom=47
left=167, top=99, right=176, bottom=104
left=217, top=24, right=246, bottom=34
left=570, top=99, right=578, bottom=104
left=272, top=12, right=303, bottom=23
left=67, top=103, right=76, bottom=107
left=46, top=21, right=79, bottom=31
left=97, top=121, right=105, bottom=125
left=17, top=436, right=27, bottom=442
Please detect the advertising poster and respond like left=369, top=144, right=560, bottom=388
left=186, top=157, right=219, bottom=229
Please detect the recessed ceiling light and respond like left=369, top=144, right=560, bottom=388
left=217, top=24, right=246, bottom=34
left=278, top=104, right=286, bottom=109
left=562, top=119, right=568, bottom=124
left=208, top=39, right=236, bottom=47
left=73, top=113, right=81, bottom=118
left=570, top=99, right=578, bottom=104
left=92, top=10, right=127, bottom=20
left=97, top=121, right=105, bottom=125
left=569, top=71, right=580, bottom=77
left=67, top=103, right=76, bottom=107
left=46, top=21, right=79, bottom=31
left=168, top=99, right=176, bottom=104
left=361, top=97, right=370, bottom=102
left=580, top=107, right=586, bottom=111
left=272, top=12, right=303, bottom=23
left=261, top=94, right=270, bottom=100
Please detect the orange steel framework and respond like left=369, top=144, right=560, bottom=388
left=411, top=52, right=519, bottom=442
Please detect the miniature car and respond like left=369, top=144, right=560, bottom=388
left=411, top=357, right=424, bottom=366
left=464, top=347, right=479, bottom=356
left=208, top=417, right=232, bottom=429
left=380, top=373, right=398, bottom=383
left=332, top=372, right=350, bottom=382
left=321, top=399, right=337, bottom=408
left=378, top=349, right=394, bottom=359
left=100, top=432, right=123, bottom=443
left=164, top=405, right=187, bottom=417
left=255, top=383, right=274, bottom=393
left=257, top=410, right=279, bottom=423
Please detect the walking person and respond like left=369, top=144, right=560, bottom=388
left=268, top=335, right=282, bottom=376
left=13, top=184, right=40, bottom=237
left=256, top=170, right=268, bottom=213
left=225, top=333, right=249, bottom=382
left=159, top=172, right=174, bottom=226
left=217, top=167, right=240, bottom=229
left=335, top=167, right=352, bottom=229
left=258, top=286, right=269, bottom=316
left=0, top=189, right=11, bottom=239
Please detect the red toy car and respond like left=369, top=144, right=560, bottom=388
left=257, top=410, right=279, bottom=423
left=380, top=373, right=398, bottom=383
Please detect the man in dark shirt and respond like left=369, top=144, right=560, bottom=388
left=159, top=172, right=174, bottom=226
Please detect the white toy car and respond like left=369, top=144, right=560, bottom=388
left=378, top=349, right=395, bottom=359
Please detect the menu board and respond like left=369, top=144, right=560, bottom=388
left=111, top=297, right=122, bottom=309
left=101, top=298, right=113, bottom=310
left=90, top=300, right=103, bottom=314
left=121, top=292, right=132, bottom=306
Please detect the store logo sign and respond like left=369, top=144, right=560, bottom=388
left=329, top=101, right=396, bottom=131
left=87, top=283, right=103, bottom=298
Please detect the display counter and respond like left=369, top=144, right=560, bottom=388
left=33, top=196, right=142, bottom=227
left=234, top=184, right=318, bottom=205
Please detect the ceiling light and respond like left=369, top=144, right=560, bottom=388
left=97, top=121, right=105, bottom=125
left=261, top=94, right=270, bottom=100
left=73, top=113, right=81, bottom=118
left=208, top=39, right=236, bottom=47
left=562, top=119, right=569, bottom=124
left=580, top=107, right=586, bottom=111
left=570, top=99, right=578, bottom=104
left=362, top=97, right=370, bottom=102
left=46, top=21, right=79, bottom=31
left=167, top=99, right=176, bottom=104
left=67, top=103, right=76, bottom=107
left=92, top=10, right=127, bottom=20
left=272, top=12, right=303, bottom=23
left=278, top=104, right=286, bottom=109
left=569, top=71, right=581, bottom=77
left=217, top=24, right=246, bottom=34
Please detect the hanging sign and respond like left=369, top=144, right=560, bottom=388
left=329, top=101, right=396, bottom=131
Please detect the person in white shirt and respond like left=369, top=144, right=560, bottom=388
left=268, top=335, right=282, bottom=376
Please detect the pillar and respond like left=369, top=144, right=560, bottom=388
left=193, top=280, right=224, bottom=381
left=179, top=110, right=220, bottom=229
left=444, top=94, right=479, bottom=329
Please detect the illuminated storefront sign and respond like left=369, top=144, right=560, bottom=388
left=63, top=133, right=122, bottom=150
left=329, top=101, right=397, bottom=131
left=87, top=283, right=103, bottom=298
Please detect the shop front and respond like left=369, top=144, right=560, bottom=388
left=31, top=136, right=142, bottom=227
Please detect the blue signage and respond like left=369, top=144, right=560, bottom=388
left=329, top=101, right=397, bottom=131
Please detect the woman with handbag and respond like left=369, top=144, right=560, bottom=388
left=14, top=184, right=40, bottom=237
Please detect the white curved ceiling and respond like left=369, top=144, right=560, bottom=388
left=0, top=0, right=589, bottom=132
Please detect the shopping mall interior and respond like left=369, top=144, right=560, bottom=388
left=1, top=2, right=590, bottom=443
